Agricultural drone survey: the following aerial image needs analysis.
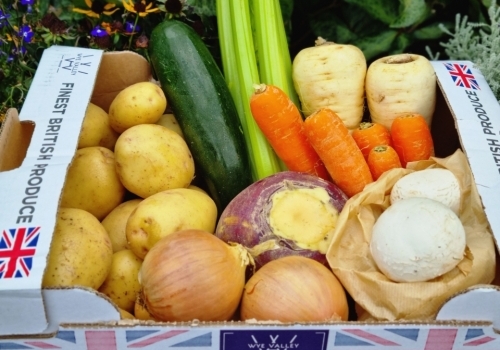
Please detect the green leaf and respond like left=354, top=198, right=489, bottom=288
left=354, top=30, right=399, bottom=61
left=186, top=0, right=216, bottom=17
left=278, top=0, right=295, bottom=41
left=390, top=0, right=429, bottom=28
left=413, top=23, right=448, bottom=40
left=279, top=0, right=294, bottom=22
left=343, top=0, right=400, bottom=25
left=389, top=32, right=413, bottom=53
left=309, top=15, right=357, bottom=44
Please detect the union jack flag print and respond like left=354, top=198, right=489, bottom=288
left=1, top=326, right=500, bottom=349
left=0, top=226, right=40, bottom=278
left=444, top=63, right=480, bottom=90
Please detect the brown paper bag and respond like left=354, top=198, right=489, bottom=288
left=326, top=149, right=496, bottom=321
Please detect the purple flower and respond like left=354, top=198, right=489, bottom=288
left=125, top=22, right=140, bottom=33
left=6, top=46, right=26, bottom=63
left=20, top=0, right=35, bottom=13
left=0, top=10, right=10, bottom=27
left=0, top=10, right=10, bottom=20
left=19, top=24, right=34, bottom=43
left=90, top=25, right=108, bottom=38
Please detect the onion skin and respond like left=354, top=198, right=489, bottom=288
left=140, top=229, right=248, bottom=322
left=215, top=171, right=348, bottom=268
left=241, top=256, right=349, bottom=322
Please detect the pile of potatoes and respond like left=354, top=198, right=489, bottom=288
left=42, top=82, right=218, bottom=319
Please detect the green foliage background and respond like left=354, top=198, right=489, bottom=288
left=187, top=0, right=492, bottom=63
left=1, top=0, right=497, bottom=118
left=286, top=0, right=492, bottom=63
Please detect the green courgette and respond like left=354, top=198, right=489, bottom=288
left=149, top=19, right=252, bottom=213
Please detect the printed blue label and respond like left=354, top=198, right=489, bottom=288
left=220, top=329, right=329, bottom=350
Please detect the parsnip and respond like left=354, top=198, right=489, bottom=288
left=365, top=54, right=436, bottom=130
left=292, top=37, right=367, bottom=131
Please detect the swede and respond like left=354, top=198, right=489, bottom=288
left=365, top=54, right=436, bottom=130
left=292, top=37, right=367, bottom=131
left=215, top=171, right=348, bottom=268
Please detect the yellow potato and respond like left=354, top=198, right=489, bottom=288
left=188, top=184, right=208, bottom=195
left=156, top=113, right=184, bottom=138
left=78, top=102, right=119, bottom=150
left=101, top=199, right=142, bottom=253
left=126, top=188, right=217, bottom=259
left=42, top=208, right=113, bottom=289
left=98, top=249, right=143, bottom=313
left=108, top=81, right=167, bottom=133
left=119, top=308, right=135, bottom=320
left=114, top=124, right=195, bottom=199
left=60, top=146, right=125, bottom=220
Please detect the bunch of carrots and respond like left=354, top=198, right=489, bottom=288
left=249, top=84, right=434, bottom=198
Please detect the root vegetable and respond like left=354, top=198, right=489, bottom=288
left=126, top=187, right=217, bottom=259
left=42, top=208, right=113, bottom=289
left=240, top=256, right=349, bottom=322
left=98, top=249, right=143, bottom=313
left=215, top=171, right=348, bottom=268
left=60, top=146, right=125, bottom=220
left=108, top=81, right=167, bottom=133
left=78, top=102, right=119, bottom=150
left=391, top=113, right=434, bottom=167
left=365, top=53, right=436, bottom=130
left=101, top=199, right=142, bottom=253
left=367, top=145, right=402, bottom=180
left=292, top=37, right=367, bottom=131
left=114, top=124, right=195, bottom=198
left=303, top=108, right=373, bottom=197
left=249, top=83, right=329, bottom=180
left=352, top=122, right=393, bottom=160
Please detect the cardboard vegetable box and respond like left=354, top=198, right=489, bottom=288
left=1, top=45, right=500, bottom=349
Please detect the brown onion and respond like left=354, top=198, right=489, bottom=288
left=140, top=229, right=250, bottom=321
left=240, top=256, right=349, bottom=322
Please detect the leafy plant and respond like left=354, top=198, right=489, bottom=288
left=0, top=0, right=216, bottom=122
left=428, top=0, right=500, bottom=101
left=1, top=0, right=497, bottom=122
left=288, top=0, right=491, bottom=63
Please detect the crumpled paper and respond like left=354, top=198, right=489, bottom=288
left=326, top=149, right=496, bottom=321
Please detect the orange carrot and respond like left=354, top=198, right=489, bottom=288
left=367, top=145, right=402, bottom=180
left=303, top=108, right=373, bottom=197
left=391, top=113, right=434, bottom=167
left=249, top=84, right=330, bottom=180
left=352, top=122, right=393, bottom=159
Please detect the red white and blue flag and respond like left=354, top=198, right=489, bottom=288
left=1, top=326, right=500, bottom=349
left=444, top=63, right=480, bottom=90
left=0, top=226, right=40, bottom=279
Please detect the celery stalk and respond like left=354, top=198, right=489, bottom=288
left=252, top=0, right=301, bottom=171
left=253, top=0, right=300, bottom=108
left=273, top=0, right=301, bottom=108
left=216, top=0, right=244, bottom=125
left=217, top=0, right=282, bottom=181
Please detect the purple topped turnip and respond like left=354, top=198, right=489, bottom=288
left=215, top=171, right=348, bottom=268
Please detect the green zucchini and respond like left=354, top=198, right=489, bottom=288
left=149, top=19, right=252, bottom=213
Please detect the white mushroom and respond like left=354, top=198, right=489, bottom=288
left=390, top=168, right=461, bottom=214
left=370, top=197, right=466, bottom=283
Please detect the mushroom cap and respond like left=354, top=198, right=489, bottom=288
left=390, top=168, right=461, bottom=214
left=370, top=197, right=466, bottom=283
